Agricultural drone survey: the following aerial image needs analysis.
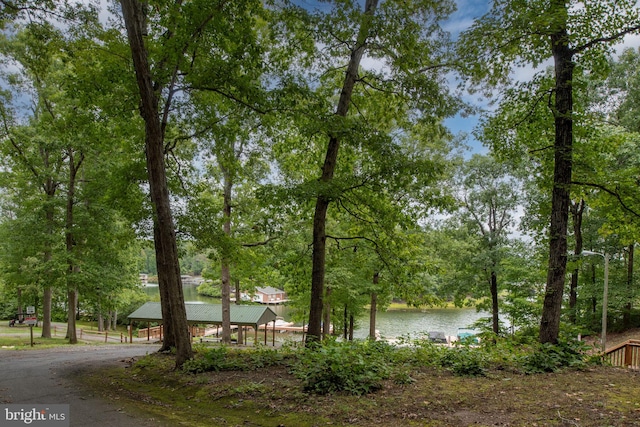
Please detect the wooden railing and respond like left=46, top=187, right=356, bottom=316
left=605, top=339, right=640, bottom=369
left=138, top=325, right=163, bottom=339
left=137, top=325, right=204, bottom=340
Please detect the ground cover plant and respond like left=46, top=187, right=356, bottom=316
left=78, top=335, right=640, bottom=427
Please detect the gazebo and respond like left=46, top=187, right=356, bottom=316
left=127, top=302, right=278, bottom=345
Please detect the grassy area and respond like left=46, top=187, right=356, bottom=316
left=76, top=340, right=640, bottom=427
left=0, top=320, right=130, bottom=348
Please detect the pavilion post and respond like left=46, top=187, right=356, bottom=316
left=272, top=319, right=276, bottom=346
left=254, top=326, right=258, bottom=346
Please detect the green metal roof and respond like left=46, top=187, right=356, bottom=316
left=128, top=302, right=277, bottom=326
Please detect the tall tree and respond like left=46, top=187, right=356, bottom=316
left=458, top=154, right=520, bottom=335
left=0, top=22, right=71, bottom=338
left=274, top=0, right=458, bottom=342
left=307, top=0, right=380, bottom=342
left=119, top=0, right=192, bottom=365
left=0, top=18, right=144, bottom=341
left=460, top=0, right=640, bottom=343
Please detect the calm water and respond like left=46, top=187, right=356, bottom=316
left=143, top=284, right=487, bottom=339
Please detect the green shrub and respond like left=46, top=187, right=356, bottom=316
left=245, top=344, right=288, bottom=368
left=392, top=369, right=417, bottom=385
left=438, top=347, right=486, bottom=377
left=182, top=345, right=293, bottom=374
left=292, top=340, right=392, bottom=395
left=521, top=339, right=591, bottom=374
left=182, top=346, right=230, bottom=373
left=408, top=338, right=449, bottom=367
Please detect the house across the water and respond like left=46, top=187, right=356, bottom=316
left=242, top=286, right=288, bottom=304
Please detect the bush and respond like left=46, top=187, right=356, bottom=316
left=395, top=337, right=447, bottom=367
left=181, top=344, right=293, bottom=374
left=292, top=340, right=392, bottom=395
left=182, top=346, right=230, bottom=374
left=438, top=347, right=486, bottom=377
left=521, top=339, right=591, bottom=374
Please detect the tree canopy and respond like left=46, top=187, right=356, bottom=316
left=0, top=0, right=639, bottom=364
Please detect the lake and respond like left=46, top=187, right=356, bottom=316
left=143, top=284, right=488, bottom=339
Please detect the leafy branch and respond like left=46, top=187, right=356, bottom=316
left=572, top=180, right=640, bottom=218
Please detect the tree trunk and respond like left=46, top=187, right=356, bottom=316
left=220, top=171, right=233, bottom=344
left=17, top=288, right=22, bottom=318
left=591, top=264, right=597, bottom=322
left=120, top=0, right=192, bottom=366
left=97, top=310, right=103, bottom=332
left=624, top=244, right=634, bottom=328
left=67, top=287, right=77, bottom=344
left=569, top=199, right=584, bottom=323
left=348, top=314, right=354, bottom=341
left=369, top=292, right=378, bottom=340
left=220, top=197, right=231, bottom=344
left=343, top=305, right=348, bottom=340
left=539, top=1, right=574, bottom=344
left=323, top=287, right=332, bottom=339
left=490, top=270, right=499, bottom=335
left=235, top=279, right=242, bottom=344
left=65, top=149, right=82, bottom=344
left=154, top=224, right=175, bottom=350
left=41, top=197, right=55, bottom=339
left=110, top=310, right=117, bottom=331
left=307, top=0, right=379, bottom=343
left=369, top=272, right=379, bottom=340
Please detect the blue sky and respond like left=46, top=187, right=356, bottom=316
left=443, top=0, right=490, bottom=155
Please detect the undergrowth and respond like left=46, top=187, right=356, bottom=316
left=171, top=333, right=600, bottom=396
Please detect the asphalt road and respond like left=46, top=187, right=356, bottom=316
left=0, top=344, right=166, bottom=427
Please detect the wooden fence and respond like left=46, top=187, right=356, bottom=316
left=605, top=339, right=640, bottom=369
left=137, top=325, right=205, bottom=340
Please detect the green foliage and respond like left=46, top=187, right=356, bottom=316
left=181, top=345, right=290, bottom=374
left=393, top=336, right=447, bottom=367
left=181, top=346, right=231, bottom=374
left=292, top=340, right=392, bottom=395
left=520, top=339, right=593, bottom=374
left=137, top=332, right=600, bottom=396
left=438, top=347, right=486, bottom=377
left=115, top=288, right=149, bottom=324
left=196, top=281, right=222, bottom=298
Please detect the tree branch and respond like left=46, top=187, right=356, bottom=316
left=326, top=234, right=379, bottom=248
left=573, top=24, right=640, bottom=54
left=572, top=180, right=640, bottom=218
left=189, top=85, right=268, bottom=115
left=241, top=236, right=278, bottom=247
left=529, top=144, right=554, bottom=154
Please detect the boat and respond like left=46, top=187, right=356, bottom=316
left=427, top=331, right=448, bottom=344
left=456, top=327, right=480, bottom=344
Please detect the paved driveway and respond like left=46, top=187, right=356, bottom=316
left=0, top=344, right=166, bottom=427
